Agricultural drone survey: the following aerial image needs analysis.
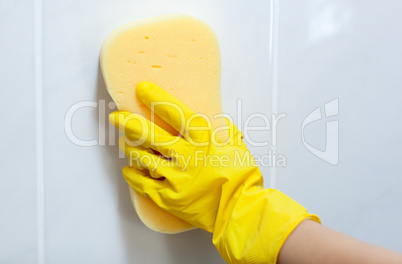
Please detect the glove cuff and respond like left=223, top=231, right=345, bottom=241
left=213, top=188, right=320, bottom=264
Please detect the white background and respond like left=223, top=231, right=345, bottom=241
left=1, top=0, right=401, bottom=263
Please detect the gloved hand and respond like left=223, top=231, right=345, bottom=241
left=109, top=82, right=320, bottom=264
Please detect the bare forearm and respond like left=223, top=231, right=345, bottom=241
left=278, top=220, right=402, bottom=264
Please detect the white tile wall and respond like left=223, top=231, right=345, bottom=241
left=0, top=0, right=401, bottom=263
left=0, top=0, right=37, bottom=263
left=276, top=0, right=402, bottom=252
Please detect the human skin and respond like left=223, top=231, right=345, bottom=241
left=278, top=220, right=402, bottom=264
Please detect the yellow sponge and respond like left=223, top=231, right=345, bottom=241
left=100, top=14, right=225, bottom=233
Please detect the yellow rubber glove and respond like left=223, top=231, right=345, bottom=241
left=109, top=82, right=320, bottom=264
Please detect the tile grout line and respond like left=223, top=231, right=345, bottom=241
left=34, top=0, right=44, bottom=263
left=269, top=0, right=279, bottom=189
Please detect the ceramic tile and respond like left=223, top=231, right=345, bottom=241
left=276, top=0, right=402, bottom=252
left=41, top=0, right=271, bottom=263
left=3, top=0, right=401, bottom=262
left=0, top=0, right=37, bottom=262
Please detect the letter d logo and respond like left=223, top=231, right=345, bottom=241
left=301, top=98, right=339, bottom=165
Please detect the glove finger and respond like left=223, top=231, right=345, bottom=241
left=110, top=111, right=183, bottom=155
left=136, top=82, right=211, bottom=143
left=119, top=132, right=188, bottom=163
left=122, top=166, right=165, bottom=199
left=119, top=136, right=171, bottom=179
left=224, top=117, right=248, bottom=150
